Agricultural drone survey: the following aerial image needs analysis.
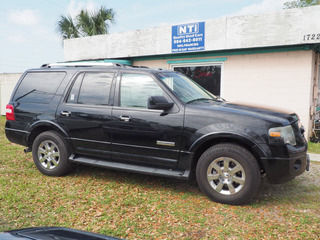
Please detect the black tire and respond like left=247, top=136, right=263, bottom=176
left=196, top=143, right=261, bottom=205
left=32, top=131, right=72, bottom=176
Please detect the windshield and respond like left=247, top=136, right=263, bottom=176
left=156, top=72, right=217, bottom=103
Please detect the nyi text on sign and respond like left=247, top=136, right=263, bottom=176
left=172, top=22, right=205, bottom=53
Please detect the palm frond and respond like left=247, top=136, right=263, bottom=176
left=56, top=6, right=116, bottom=40
left=56, top=14, right=79, bottom=39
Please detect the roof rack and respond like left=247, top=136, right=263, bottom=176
left=131, top=65, right=149, bottom=69
left=41, top=62, right=125, bottom=68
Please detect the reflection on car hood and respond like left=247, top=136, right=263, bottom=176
left=0, top=227, right=123, bottom=240
left=196, top=101, right=298, bottom=125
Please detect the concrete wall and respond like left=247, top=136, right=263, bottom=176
left=0, top=73, right=21, bottom=115
left=224, top=51, right=314, bottom=135
left=0, top=73, right=21, bottom=83
left=64, top=6, right=320, bottom=62
left=133, top=50, right=315, bottom=136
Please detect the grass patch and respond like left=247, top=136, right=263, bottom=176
left=1, top=116, right=320, bottom=239
left=308, top=142, right=320, bottom=154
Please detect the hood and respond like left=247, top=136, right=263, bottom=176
left=192, top=100, right=298, bottom=126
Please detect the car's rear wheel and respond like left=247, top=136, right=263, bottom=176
left=32, top=131, right=72, bottom=176
left=196, top=143, right=261, bottom=205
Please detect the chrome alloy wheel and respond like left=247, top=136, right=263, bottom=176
left=37, top=140, right=60, bottom=170
left=207, top=157, right=246, bottom=195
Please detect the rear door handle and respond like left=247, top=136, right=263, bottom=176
left=119, top=115, right=131, bottom=122
left=60, top=111, right=71, bottom=117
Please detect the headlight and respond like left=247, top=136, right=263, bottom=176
left=268, top=125, right=296, bottom=146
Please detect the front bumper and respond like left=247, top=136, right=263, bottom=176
left=261, top=149, right=309, bottom=184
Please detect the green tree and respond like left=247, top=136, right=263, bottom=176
left=57, top=6, right=116, bottom=40
left=284, top=0, right=320, bottom=9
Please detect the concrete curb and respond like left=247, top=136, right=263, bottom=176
left=308, top=153, right=320, bottom=162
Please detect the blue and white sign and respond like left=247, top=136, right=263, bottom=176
left=172, top=22, right=205, bottom=53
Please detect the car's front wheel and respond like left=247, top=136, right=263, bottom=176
left=196, top=143, right=261, bottom=205
left=32, top=131, right=72, bottom=176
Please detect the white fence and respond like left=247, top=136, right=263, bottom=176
left=0, top=73, right=21, bottom=115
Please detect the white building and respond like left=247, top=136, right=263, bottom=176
left=8, top=6, right=320, bottom=138
left=0, top=73, right=21, bottom=115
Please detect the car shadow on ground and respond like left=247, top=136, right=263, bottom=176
left=67, top=162, right=320, bottom=205
left=69, top=164, right=200, bottom=194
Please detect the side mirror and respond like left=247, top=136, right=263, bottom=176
left=148, top=96, right=174, bottom=110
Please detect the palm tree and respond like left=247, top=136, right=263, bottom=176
left=57, top=6, right=116, bottom=40
left=57, top=14, right=79, bottom=39
left=284, top=0, right=320, bottom=8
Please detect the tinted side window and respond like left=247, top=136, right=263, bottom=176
left=67, top=73, right=84, bottom=104
left=68, top=72, right=114, bottom=106
left=14, top=72, right=66, bottom=103
left=120, top=73, right=164, bottom=108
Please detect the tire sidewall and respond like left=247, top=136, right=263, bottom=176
left=196, top=144, right=260, bottom=205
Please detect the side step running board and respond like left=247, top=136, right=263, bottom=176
left=69, top=155, right=190, bottom=180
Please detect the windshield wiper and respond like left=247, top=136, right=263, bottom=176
left=186, top=98, right=214, bottom=104
left=216, top=96, right=226, bottom=102
left=15, top=89, right=36, bottom=101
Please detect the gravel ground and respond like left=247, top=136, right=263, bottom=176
left=298, top=160, right=320, bottom=185
left=253, top=160, right=320, bottom=202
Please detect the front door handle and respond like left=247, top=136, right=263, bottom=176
left=119, top=115, right=131, bottom=122
left=60, top=111, right=71, bottom=117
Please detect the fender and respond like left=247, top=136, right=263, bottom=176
left=189, top=132, right=269, bottom=159
left=27, top=120, right=69, bottom=144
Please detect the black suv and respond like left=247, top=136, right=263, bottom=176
left=5, top=62, right=309, bottom=205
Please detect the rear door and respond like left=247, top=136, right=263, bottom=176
left=57, top=70, right=116, bottom=159
left=110, top=71, right=184, bottom=168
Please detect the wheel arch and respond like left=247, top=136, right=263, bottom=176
left=27, top=120, right=69, bottom=148
left=190, top=133, right=267, bottom=173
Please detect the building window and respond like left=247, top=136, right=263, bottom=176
left=172, top=64, right=222, bottom=96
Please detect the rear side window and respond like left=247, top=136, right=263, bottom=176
left=14, top=72, right=66, bottom=103
left=67, top=72, right=114, bottom=106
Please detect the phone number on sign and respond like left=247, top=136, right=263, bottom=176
left=303, top=34, right=320, bottom=41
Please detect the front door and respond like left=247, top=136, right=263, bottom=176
left=111, top=72, right=184, bottom=168
left=57, top=71, right=116, bottom=159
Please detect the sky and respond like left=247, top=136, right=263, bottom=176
left=0, top=0, right=288, bottom=73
